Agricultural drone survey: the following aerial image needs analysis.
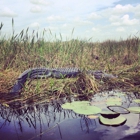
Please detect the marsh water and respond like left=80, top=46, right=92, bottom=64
left=0, top=90, right=140, bottom=140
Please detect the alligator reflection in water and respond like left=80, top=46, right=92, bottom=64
left=0, top=91, right=140, bottom=140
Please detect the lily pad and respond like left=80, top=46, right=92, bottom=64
left=73, top=106, right=101, bottom=115
left=106, top=101, right=122, bottom=106
left=128, top=107, right=140, bottom=113
left=106, top=97, right=122, bottom=106
left=99, top=115, right=126, bottom=126
left=61, top=101, right=90, bottom=110
left=107, top=97, right=122, bottom=102
left=70, top=101, right=89, bottom=105
left=133, top=99, right=140, bottom=103
left=61, top=103, right=74, bottom=110
left=107, top=106, right=130, bottom=114
left=101, top=111, right=120, bottom=119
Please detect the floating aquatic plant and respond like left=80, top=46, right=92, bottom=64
left=106, top=97, right=122, bottom=102
left=128, top=107, right=140, bottom=113
left=107, top=106, right=130, bottom=114
left=133, top=99, right=140, bottom=103
left=106, top=97, right=122, bottom=106
left=100, top=111, right=120, bottom=119
left=73, top=105, right=101, bottom=115
left=106, top=101, right=122, bottom=106
left=61, top=101, right=90, bottom=110
left=61, top=101, right=101, bottom=115
left=99, top=115, right=126, bottom=126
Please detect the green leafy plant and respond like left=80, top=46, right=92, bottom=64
left=73, top=105, right=102, bottom=115
left=133, top=99, right=140, bottom=103
left=61, top=101, right=90, bottom=110
left=106, top=97, right=122, bottom=106
left=128, top=107, right=140, bottom=113
left=99, top=115, right=126, bottom=126
left=100, top=111, right=120, bottom=119
left=61, top=101, right=101, bottom=115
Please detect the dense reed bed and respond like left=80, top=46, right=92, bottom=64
left=0, top=20, right=140, bottom=99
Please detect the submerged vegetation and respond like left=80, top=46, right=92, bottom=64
left=0, top=19, right=140, bottom=103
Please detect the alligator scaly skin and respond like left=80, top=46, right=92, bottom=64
left=11, top=67, right=116, bottom=93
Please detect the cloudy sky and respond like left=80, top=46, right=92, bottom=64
left=0, top=0, right=140, bottom=41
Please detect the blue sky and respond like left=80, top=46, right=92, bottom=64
left=0, top=0, right=140, bottom=41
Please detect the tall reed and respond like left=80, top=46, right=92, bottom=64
left=0, top=19, right=140, bottom=73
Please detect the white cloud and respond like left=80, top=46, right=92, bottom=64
left=74, top=17, right=92, bottom=25
left=92, top=27, right=100, bottom=32
left=0, top=0, right=140, bottom=42
left=134, top=5, right=140, bottom=18
left=30, top=0, right=49, bottom=5
left=116, top=27, right=125, bottom=32
left=30, top=6, right=42, bottom=13
left=88, top=12, right=101, bottom=20
left=109, top=15, right=122, bottom=26
left=0, top=7, right=17, bottom=17
left=110, top=14, right=139, bottom=26
left=30, top=22, right=40, bottom=28
left=109, top=15, right=119, bottom=22
left=121, top=14, right=139, bottom=25
left=47, top=26, right=57, bottom=30
left=135, top=11, right=140, bottom=18
left=99, top=3, right=140, bottom=30
left=46, top=15, right=64, bottom=21
left=61, top=23, right=72, bottom=29
left=113, top=4, right=133, bottom=14
left=62, top=24, right=67, bottom=27
left=61, top=23, right=75, bottom=32
left=100, top=4, right=140, bottom=19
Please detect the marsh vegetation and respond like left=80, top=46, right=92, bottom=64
left=0, top=20, right=140, bottom=103
left=0, top=20, right=140, bottom=140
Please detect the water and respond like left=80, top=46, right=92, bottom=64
left=0, top=90, right=140, bottom=140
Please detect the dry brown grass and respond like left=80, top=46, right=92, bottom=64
left=0, top=69, right=20, bottom=93
left=0, top=29, right=140, bottom=106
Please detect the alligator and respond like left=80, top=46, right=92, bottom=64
left=11, top=67, right=116, bottom=93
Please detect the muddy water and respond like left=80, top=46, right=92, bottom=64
left=0, top=90, right=140, bottom=140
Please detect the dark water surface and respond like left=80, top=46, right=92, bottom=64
left=0, top=90, right=140, bottom=140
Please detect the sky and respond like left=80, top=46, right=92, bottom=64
left=0, top=0, right=140, bottom=42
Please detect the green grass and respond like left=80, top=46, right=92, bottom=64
left=0, top=19, right=140, bottom=95
left=0, top=20, right=140, bottom=72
